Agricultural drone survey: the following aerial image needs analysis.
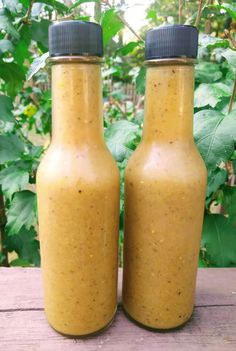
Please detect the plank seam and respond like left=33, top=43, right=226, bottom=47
left=0, top=304, right=235, bottom=313
left=0, top=308, right=44, bottom=312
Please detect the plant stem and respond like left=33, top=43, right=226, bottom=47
left=195, top=0, right=204, bottom=27
left=224, top=29, right=236, bottom=49
left=178, top=0, right=183, bottom=24
left=102, top=0, right=143, bottom=42
left=17, top=0, right=35, bottom=32
left=0, top=188, right=8, bottom=267
left=228, top=74, right=236, bottom=114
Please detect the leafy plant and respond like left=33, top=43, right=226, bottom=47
left=0, top=0, right=235, bottom=268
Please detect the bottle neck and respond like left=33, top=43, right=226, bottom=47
left=51, top=60, right=103, bottom=146
left=143, top=62, right=195, bottom=143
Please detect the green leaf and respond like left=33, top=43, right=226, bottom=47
left=0, top=62, right=25, bottom=97
left=6, top=191, right=37, bottom=235
left=116, top=41, right=142, bottom=56
left=212, top=3, right=236, bottom=21
left=146, top=8, right=157, bottom=21
left=198, top=34, right=229, bottom=50
left=206, top=168, right=227, bottom=199
left=135, top=66, right=146, bottom=95
left=0, top=95, right=14, bottom=122
left=222, top=186, right=236, bottom=224
left=0, top=39, right=14, bottom=54
left=102, top=67, right=118, bottom=78
left=201, top=214, right=236, bottom=267
left=222, top=49, right=236, bottom=70
left=6, top=227, right=40, bottom=266
left=31, top=18, right=51, bottom=50
left=70, top=0, right=98, bottom=10
left=101, top=8, right=124, bottom=47
left=19, top=0, right=30, bottom=7
left=19, top=0, right=30, bottom=6
left=14, top=39, right=29, bottom=67
left=0, top=134, right=25, bottom=164
left=194, top=110, right=236, bottom=170
left=199, top=256, right=208, bottom=267
left=195, top=62, right=222, bottom=84
left=3, top=0, right=23, bottom=14
left=105, top=120, right=140, bottom=162
left=27, top=52, right=49, bottom=80
left=194, top=82, right=232, bottom=108
left=14, top=25, right=31, bottom=66
left=36, top=0, right=69, bottom=14
left=0, top=8, right=20, bottom=39
left=0, top=165, right=29, bottom=198
left=0, top=252, right=5, bottom=264
left=10, top=258, right=31, bottom=267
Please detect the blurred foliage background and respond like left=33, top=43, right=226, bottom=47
left=0, top=0, right=236, bottom=267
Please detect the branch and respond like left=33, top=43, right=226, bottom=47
left=224, top=31, right=236, bottom=114
left=111, top=97, right=126, bottom=117
left=179, top=0, right=183, bottom=24
left=0, top=188, right=8, bottom=267
left=195, top=0, right=204, bottom=27
left=224, top=29, right=236, bottom=49
left=102, top=0, right=143, bottom=42
left=228, top=75, right=236, bottom=114
left=24, top=0, right=35, bottom=24
left=17, top=0, right=35, bottom=32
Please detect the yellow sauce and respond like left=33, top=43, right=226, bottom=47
left=37, top=61, right=120, bottom=336
left=122, top=63, right=207, bottom=329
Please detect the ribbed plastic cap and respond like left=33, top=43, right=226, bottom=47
left=145, top=25, right=198, bottom=60
left=49, top=20, right=103, bottom=57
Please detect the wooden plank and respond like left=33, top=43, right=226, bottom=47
left=0, top=268, right=43, bottom=310
left=0, top=268, right=236, bottom=310
left=0, top=268, right=236, bottom=350
left=196, top=268, right=236, bottom=307
left=0, top=306, right=236, bottom=351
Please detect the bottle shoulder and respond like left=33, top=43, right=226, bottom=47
left=37, top=142, right=120, bottom=183
left=126, top=140, right=207, bottom=181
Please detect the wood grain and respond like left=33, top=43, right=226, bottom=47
left=0, top=268, right=236, bottom=310
left=0, top=268, right=236, bottom=350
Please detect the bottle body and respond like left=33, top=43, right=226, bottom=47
left=122, top=63, right=207, bottom=329
left=37, top=62, right=120, bottom=336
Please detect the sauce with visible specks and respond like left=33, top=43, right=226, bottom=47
left=37, top=61, right=120, bottom=336
left=122, top=63, right=207, bottom=329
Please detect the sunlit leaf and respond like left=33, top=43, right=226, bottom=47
left=6, top=191, right=37, bottom=235
left=0, top=95, right=14, bottom=122
left=212, top=3, right=236, bottom=21
left=117, top=41, right=142, bottom=56
left=0, top=62, right=25, bottom=97
left=0, top=165, right=29, bottom=198
left=194, top=82, right=232, bottom=108
left=202, top=214, right=236, bottom=267
left=105, top=120, right=140, bottom=162
left=222, top=48, right=236, bottom=70
left=27, top=52, right=49, bottom=80
left=0, top=134, right=25, bottom=164
left=194, top=110, right=236, bottom=170
left=0, top=8, right=20, bottom=39
left=135, top=66, right=146, bottom=95
left=101, top=8, right=124, bottom=47
left=199, top=34, right=229, bottom=50
left=0, top=39, right=14, bottom=54
left=6, top=227, right=40, bottom=266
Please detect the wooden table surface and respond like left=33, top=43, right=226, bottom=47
left=0, top=268, right=236, bottom=351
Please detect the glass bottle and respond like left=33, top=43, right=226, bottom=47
left=37, top=21, right=120, bottom=336
left=122, top=25, right=207, bottom=330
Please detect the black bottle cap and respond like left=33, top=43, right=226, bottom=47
left=49, top=20, right=103, bottom=57
left=145, top=24, right=198, bottom=60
